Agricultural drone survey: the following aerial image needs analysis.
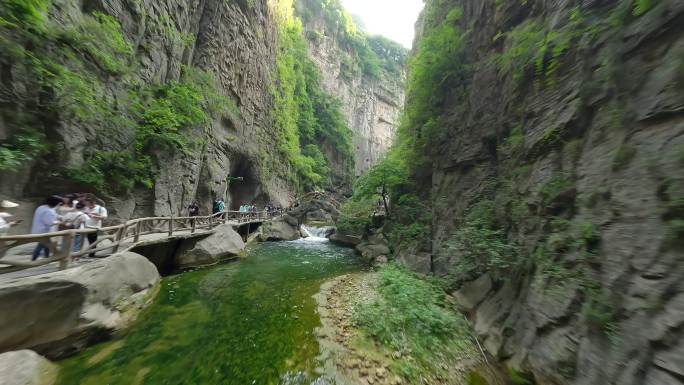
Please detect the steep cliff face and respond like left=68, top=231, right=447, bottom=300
left=0, top=0, right=400, bottom=222
left=399, top=0, right=684, bottom=384
left=0, top=0, right=287, bottom=219
left=296, top=1, right=406, bottom=176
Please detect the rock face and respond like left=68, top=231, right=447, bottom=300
left=259, top=214, right=301, bottom=241
left=297, top=3, right=406, bottom=177
left=399, top=1, right=684, bottom=384
left=0, top=252, right=160, bottom=358
left=288, top=193, right=342, bottom=225
left=0, top=0, right=402, bottom=220
left=0, top=0, right=291, bottom=217
left=0, top=350, right=58, bottom=385
left=175, top=223, right=246, bottom=267
left=355, top=233, right=390, bottom=265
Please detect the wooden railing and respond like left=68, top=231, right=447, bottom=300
left=0, top=210, right=280, bottom=275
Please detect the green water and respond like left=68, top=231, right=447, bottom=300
left=57, top=239, right=364, bottom=385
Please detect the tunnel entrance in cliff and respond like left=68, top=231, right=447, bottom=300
left=228, top=155, right=259, bottom=210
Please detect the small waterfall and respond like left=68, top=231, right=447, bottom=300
left=300, top=225, right=334, bottom=241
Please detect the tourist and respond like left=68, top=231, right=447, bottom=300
left=56, top=194, right=77, bottom=218
left=188, top=202, right=200, bottom=217
left=30, top=196, right=62, bottom=260
left=0, top=200, right=21, bottom=235
left=216, top=199, right=226, bottom=219
left=61, top=202, right=88, bottom=253
left=212, top=199, right=221, bottom=215
left=84, top=198, right=108, bottom=258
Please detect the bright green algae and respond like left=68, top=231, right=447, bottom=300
left=57, top=240, right=364, bottom=385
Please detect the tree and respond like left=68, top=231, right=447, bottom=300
left=354, top=154, right=408, bottom=217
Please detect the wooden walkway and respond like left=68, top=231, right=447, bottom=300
left=0, top=211, right=277, bottom=280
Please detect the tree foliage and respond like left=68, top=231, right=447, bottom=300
left=354, top=152, right=409, bottom=215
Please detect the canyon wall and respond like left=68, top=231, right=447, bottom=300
left=401, top=0, right=684, bottom=384
left=0, top=0, right=403, bottom=225
left=0, top=0, right=287, bottom=219
left=297, top=3, right=406, bottom=176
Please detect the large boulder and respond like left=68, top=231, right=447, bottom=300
left=0, top=350, right=58, bottom=385
left=259, top=215, right=300, bottom=241
left=329, top=230, right=362, bottom=247
left=304, top=209, right=334, bottom=225
left=289, top=197, right=341, bottom=224
left=175, top=224, right=245, bottom=268
left=0, top=252, right=160, bottom=358
left=355, top=233, right=390, bottom=264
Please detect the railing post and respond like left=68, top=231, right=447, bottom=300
left=191, top=218, right=196, bottom=233
left=59, top=232, right=74, bottom=270
left=134, top=221, right=142, bottom=243
left=168, top=217, right=174, bottom=236
left=112, top=226, right=124, bottom=254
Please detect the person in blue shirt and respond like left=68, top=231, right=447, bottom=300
left=30, top=196, right=62, bottom=261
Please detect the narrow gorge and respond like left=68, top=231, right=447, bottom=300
left=1, top=0, right=683, bottom=385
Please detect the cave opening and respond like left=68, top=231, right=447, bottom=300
left=228, top=155, right=259, bottom=210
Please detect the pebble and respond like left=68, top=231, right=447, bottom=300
left=376, top=367, right=386, bottom=378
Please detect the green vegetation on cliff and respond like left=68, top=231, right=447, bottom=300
left=339, top=1, right=465, bottom=249
left=272, top=0, right=354, bottom=190
left=297, top=0, right=407, bottom=80
left=0, top=0, right=236, bottom=193
left=340, top=4, right=684, bottom=385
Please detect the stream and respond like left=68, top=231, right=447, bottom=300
left=57, top=232, right=365, bottom=385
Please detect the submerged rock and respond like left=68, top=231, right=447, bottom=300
left=175, top=223, right=246, bottom=268
left=0, top=350, right=58, bottom=385
left=0, top=252, right=160, bottom=358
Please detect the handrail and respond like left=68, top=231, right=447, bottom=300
left=0, top=209, right=283, bottom=275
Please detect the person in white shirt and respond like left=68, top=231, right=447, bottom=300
left=56, top=195, right=77, bottom=219
left=0, top=200, right=20, bottom=235
left=61, top=202, right=89, bottom=252
left=31, top=196, right=62, bottom=260
left=84, top=198, right=107, bottom=258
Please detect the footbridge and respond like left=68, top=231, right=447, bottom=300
left=0, top=211, right=280, bottom=279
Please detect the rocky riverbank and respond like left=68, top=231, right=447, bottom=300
left=314, top=268, right=506, bottom=385
left=314, top=272, right=404, bottom=385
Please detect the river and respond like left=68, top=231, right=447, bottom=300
left=57, top=234, right=365, bottom=385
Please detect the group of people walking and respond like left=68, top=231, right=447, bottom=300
left=31, top=194, right=107, bottom=260
left=188, top=199, right=283, bottom=219
left=1, top=193, right=293, bottom=262
left=0, top=194, right=108, bottom=261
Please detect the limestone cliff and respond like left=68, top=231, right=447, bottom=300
left=296, top=0, right=406, bottom=176
left=398, top=0, right=684, bottom=384
left=0, top=0, right=287, bottom=219
left=0, top=0, right=402, bottom=223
